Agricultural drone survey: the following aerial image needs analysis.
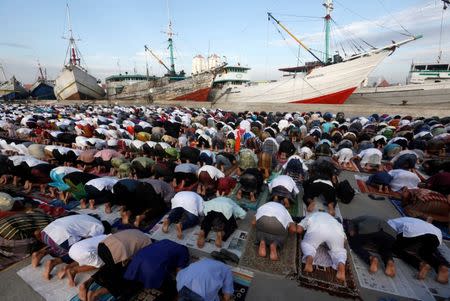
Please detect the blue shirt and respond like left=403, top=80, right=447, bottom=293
left=124, top=239, right=189, bottom=289
left=176, top=258, right=234, bottom=301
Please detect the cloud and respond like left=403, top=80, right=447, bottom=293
left=0, top=42, right=32, bottom=50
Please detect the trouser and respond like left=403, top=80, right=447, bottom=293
left=201, top=211, right=237, bottom=242
left=393, top=233, right=449, bottom=272
left=301, top=230, right=347, bottom=270
left=167, top=207, right=199, bottom=230
left=255, top=216, right=288, bottom=248
left=178, top=286, right=205, bottom=301
left=93, top=243, right=141, bottom=298
left=348, top=231, right=395, bottom=265
left=84, top=185, right=112, bottom=205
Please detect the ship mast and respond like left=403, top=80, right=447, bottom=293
left=64, top=4, right=80, bottom=67
left=437, top=0, right=449, bottom=63
left=323, top=0, right=333, bottom=63
left=163, top=0, right=176, bottom=76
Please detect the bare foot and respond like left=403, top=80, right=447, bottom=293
left=269, top=243, right=279, bottom=261
left=80, top=199, right=87, bottom=209
left=88, top=199, right=96, bottom=210
left=162, top=219, right=170, bottom=233
left=258, top=240, right=266, bottom=258
left=369, top=256, right=378, bottom=274
left=31, top=251, right=45, bottom=267
left=176, top=223, right=183, bottom=239
left=43, top=260, right=54, bottom=280
left=215, top=231, right=223, bottom=248
left=283, top=198, right=290, bottom=209
left=78, top=282, right=88, bottom=301
left=417, top=262, right=431, bottom=280
left=57, top=265, right=68, bottom=279
left=385, top=260, right=396, bottom=277
left=104, top=203, right=112, bottom=214
left=436, top=266, right=448, bottom=284
left=304, top=256, right=313, bottom=273
left=307, top=202, right=315, bottom=212
left=197, top=231, right=205, bottom=248
left=336, top=263, right=346, bottom=282
left=67, top=268, right=77, bottom=287
left=328, top=204, right=336, bottom=216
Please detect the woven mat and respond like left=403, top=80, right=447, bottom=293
left=239, top=226, right=297, bottom=276
left=298, top=242, right=360, bottom=300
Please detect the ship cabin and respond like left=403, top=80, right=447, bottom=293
left=105, top=73, right=157, bottom=97
left=408, top=63, right=450, bottom=84
left=213, top=65, right=251, bottom=88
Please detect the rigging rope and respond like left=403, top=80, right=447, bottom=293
left=333, top=0, right=413, bottom=37
left=376, top=0, right=413, bottom=36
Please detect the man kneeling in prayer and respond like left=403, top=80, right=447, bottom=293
left=346, top=216, right=396, bottom=277
left=297, top=212, right=347, bottom=282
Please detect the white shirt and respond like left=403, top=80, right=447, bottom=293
left=335, top=148, right=353, bottom=163
left=269, top=175, right=299, bottom=194
left=86, top=177, right=119, bottom=191
left=171, top=191, right=204, bottom=216
left=43, top=214, right=105, bottom=246
left=68, top=234, right=108, bottom=267
left=197, top=165, right=225, bottom=180
left=357, top=148, right=382, bottom=165
left=256, top=202, right=293, bottom=229
left=388, top=217, right=442, bottom=245
left=299, top=212, right=345, bottom=238
left=388, top=169, right=420, bottom=191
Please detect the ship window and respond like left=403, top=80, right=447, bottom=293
left=427, top=64, right=448, bottom=71
left=414, top=65, right=426, bottom=71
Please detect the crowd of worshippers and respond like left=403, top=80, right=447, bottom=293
left=0, top=104, right=449, bottom=300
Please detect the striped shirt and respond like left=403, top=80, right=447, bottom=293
left=0, top=212, right=54, bottom=240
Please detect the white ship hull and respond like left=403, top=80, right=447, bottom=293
left=347, top=81, right=450, bottom=105
left=214, top=50, right=391, bottom=104
left=54, top=65, right=105, bottom=100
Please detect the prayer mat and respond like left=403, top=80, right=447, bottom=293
left=355, top=178, right=401, bottom=199
left=73, top=204, right=121, bottom=225
left=390, top=199, right=450, bottom=240
left=17, top=255, right=95, bottom=301
left=351, top=250, right=450, bottom=301
left=70, top=282, right=115, bottom=301
left=239, top=226, right=297, bottom=276
left=232, top=266, right=254, bottom=301
left=298, top=243, right=360, bottom=300
left=229, top=184, right=269, bottom=211
left=149, top=215, right=248, bottom=258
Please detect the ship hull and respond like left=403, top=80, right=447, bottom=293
left=54, top=66, right=105, bottom=100
left=213, top=50, right=391, bottom=104
left=0, top=78, right=29, bottom=100
left=107, top=72, right=215, bottom=102
left=347, top=82, right=450, bottom=105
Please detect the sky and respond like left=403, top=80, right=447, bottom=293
left=0, top=0, right=449, bottom=84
